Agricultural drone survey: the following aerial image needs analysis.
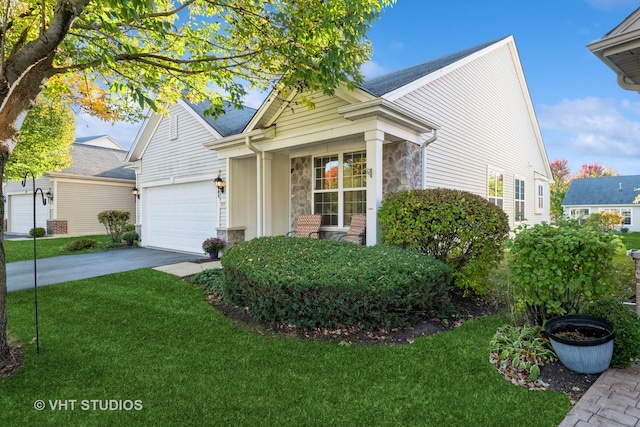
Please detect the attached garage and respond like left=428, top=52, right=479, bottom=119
left=143, top=181, right=219, bottom=254
left=8, top=193, right=50, bottom=234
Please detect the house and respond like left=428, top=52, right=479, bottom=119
left=125, top=35, right=552, bottom=254
left=562, top=175, right=640, bottom=231
left=587, top=8, right=640, bottom=93
left=4, top=135, right=136, bottom=235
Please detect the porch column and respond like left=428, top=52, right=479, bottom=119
left=365, top=130, right=384, bottom=246
left=262, top=152, right=273, bottom=236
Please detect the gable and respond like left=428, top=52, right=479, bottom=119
left=563, top=176, right=640, bottom=206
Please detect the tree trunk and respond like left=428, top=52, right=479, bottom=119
left=0, top=143, right=8, bottom=363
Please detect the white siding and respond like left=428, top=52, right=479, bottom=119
left=271, top=92, right=352, bottom=138
left=394, top=42, right=550, bottom=226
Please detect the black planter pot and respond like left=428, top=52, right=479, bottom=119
left=544, top=314, right=615, bottom=374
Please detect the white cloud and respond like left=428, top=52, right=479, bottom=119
left=538, top=97, right=640, bottom=174
left=360, top=60, right=387, bottom=79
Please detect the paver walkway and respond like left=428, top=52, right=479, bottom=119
left=559, top=363, right=640, bottom=427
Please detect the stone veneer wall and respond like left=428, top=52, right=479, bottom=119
left=47, top=219, right=67, bottom=235
left=216, top=227, right=246, bottom=249
left=383, top=141, right=422, bottom=194
left=290, top=156, right=313, bottom=227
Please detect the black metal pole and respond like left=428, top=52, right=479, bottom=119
left=21, top=172, right=46, bottom=356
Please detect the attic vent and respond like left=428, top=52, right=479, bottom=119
left=170, top=115, right=179, bottom=140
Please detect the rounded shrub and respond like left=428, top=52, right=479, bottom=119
left=29, top=227, right=46, bottom=238
left=378, top=188, right=510, bottom=294
left=584, top=298, right=640, bottom=368
left=61, top=239, right=99, bottom=252
left=221, top=236, right=452, bottom=330
left=508, top=221, right=622, bottom=326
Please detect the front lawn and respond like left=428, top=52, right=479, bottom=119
left=0, top=269, right=571, bottom=426
left=4, top=235, right=113, bottom=262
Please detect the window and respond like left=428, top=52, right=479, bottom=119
left=602, top=208, right=631, bottom=226
left=536, top=183, right=544, bottom=213
left=313, top=150, right=366, bottom=227
left=514, top=178, right=525, bottom=221
left=570, top=208, right=590, bottom=220
left=488, top=169, right=503, bottom=208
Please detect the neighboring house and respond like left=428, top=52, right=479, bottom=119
left=125, top=35, right=552, bottom=254
left=562, top=175, right=640, bottom=231
left=587, top=8, right=640, bottom=93
left=4, top=135, right=136, bottom=235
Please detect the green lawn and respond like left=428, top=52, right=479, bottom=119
left=4, top=235, right=113, bottom=262
left=0, top=269, right=571, bottom=426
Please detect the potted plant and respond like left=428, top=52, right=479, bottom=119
left=122, top=231, right=139, bottom=246
left=544, top=314, right=615, bottom=374
left=202, top=237, right=225, bottom=260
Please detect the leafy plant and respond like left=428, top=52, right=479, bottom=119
left=122, top=232, right=139, bottom=243
left=191, top=268, right=225, bottom=295
left=584, top=298, right=640, bottom=368
left=508, top=221, right=622, bottom=325
left=29, top=227, right=46, bottom=238
left=202, top=237, right=225, bottom=254
left=489, top=325, right=557, bottom=383
left=378, top=188, right=510, bottom=294
left=222, top=236, right=452, bottom=330
left=124, top=224, right=136, bottom=232
left=61, top=239, right=99, bottom=252
left=97, top=210, right=131, bottom=243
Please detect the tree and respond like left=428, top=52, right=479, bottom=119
left=549, top=159, right=571, bottom=223
left=573, top=162, right=620, bottom=179
left=4, top=98, right=75, bottom=180
left=0, top=0, right=395, bottom=367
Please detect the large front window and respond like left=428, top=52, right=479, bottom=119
left=313, top=150, right=366, bottom=227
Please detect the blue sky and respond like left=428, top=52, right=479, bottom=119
left=76, top=0, right=640, bottom=175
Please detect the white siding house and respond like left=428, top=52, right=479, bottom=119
left=127, top=35, right=552, bottom=254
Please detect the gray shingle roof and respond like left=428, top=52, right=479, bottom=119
left=182, top=100, right=257, bottom=137
left=54, top=144, right=135, bottom=180
left=359, top=37, right=508, bottom=97
left=562, top=176, right=640, bottom=206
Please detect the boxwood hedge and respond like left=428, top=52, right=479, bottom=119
left=220, top=236, right=452, bottom=330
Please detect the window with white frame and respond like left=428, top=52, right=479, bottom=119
left=313, top=150, right=366, bottom=227
left=536, top=183, right=544, bottom=213
left=488, top=169, right=504, bottom=209
left=602, top=208, right=631, bottom=225
left=570, top=208, right=590, bottom=220
left=514, top=178, right=525, bottom=221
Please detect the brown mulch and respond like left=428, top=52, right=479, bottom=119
left=205, top=288, right=598, bottom=403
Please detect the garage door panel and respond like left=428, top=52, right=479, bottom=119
left=145, top=182, right=217, bottom=253
left=10, top=194, right=49, bottom=234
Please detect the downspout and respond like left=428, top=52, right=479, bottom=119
left=419, top=129, right=438, bottom=189
left=245, top=135, right=263, bottom=237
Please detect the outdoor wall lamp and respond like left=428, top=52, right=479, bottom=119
left=45, top=190, right=53, bottom=202
left=132, top=187, right=140, bottom=199
left=214, top=171, right=226, bottom=196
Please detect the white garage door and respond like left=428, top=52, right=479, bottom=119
left=10, top=194, right=50, bottom=234
left=145, top=181, right=218, bottom=254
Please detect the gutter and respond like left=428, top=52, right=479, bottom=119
left=419, top=129, right=439, bottom=189
left=245, top=135, right=263, bottom=236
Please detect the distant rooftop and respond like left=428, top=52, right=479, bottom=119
left=562, top=175, right=640, bottom=206
left=182, top=100, right=257, bottom=137
left=52, top=143, right=134, bottom=180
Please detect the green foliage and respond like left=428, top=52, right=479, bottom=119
left=508, top=221, right=623, bottom=325
left=28, top=227, right=46, bottom=238
left=122, top=231, right=139, bottom=243
left=97, top=210, right=131, bottom=243
left=124, top=223, right=136, bottom=232
left=221, top=236, right=452, bottom=330
left=191, top=268, right=225, bottom=295
left=4, top=99, right=75, bottom=180
left=584, top=298, right=640, bottom=368
left=378, top=189, right=510, bottom=294
left=587, top=211, right=624, bottom=231
left=489, top=325, right=557, bottom=382
left=61, top=239, right=99, bottom=252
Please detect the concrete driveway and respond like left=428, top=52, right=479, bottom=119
left=7, top=247, right=206, bottom=292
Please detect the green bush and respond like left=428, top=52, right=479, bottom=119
left=124, top=223, right=136, bottom=232
left=29, top=227, right=46, bottom=238
left=61, top=239, right=99, bottom=252
left=508, top=221, right=622, bottom=325
left=97, top=210, right=131, bottom=243
left=378, top=188, right=510, bottom=294
left=191, top=268, right=225, bottom=295
left=122, top=232, right=139, bottom=243
left=584, top=298, right=640, bottom=368
left=221, top=236, right=452, bottom=330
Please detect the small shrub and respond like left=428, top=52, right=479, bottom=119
left=489, top=325, right=557, bottom=382
left=97, top=210, right=131, bottom=243
left=122, top=232, right=139, bottom=242
left=221, top=236, right=452, bottom=330
left=584, top=298, right=640, bottom=368
left=124, top=224, right=136, bottom=232
left=61, top=239, right=99, bottom=252
left=378, top=188, right=510, bottom=294
left=191, top=269, right=225, bottom=295
left=29, top=227, right=46, bottom=238
left=620, top=227, right=629, bottom=233
left=508, top=221, right=622, bottom=325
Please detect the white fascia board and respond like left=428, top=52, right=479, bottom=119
left=125, top=113, right=161, bottom=163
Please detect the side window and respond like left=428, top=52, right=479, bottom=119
left=488, top=169, right=504, bottom=209
left=514, top=178, right=525, bottom=221
left=536, top=183, right=544, bottom=214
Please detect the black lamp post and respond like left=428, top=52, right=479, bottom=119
left=21, top=171, right=47, bottom=355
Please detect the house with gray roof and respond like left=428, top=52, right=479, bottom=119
left=125, top=35, right=552, bottom=254
left=562, top=176, right=640, bottom=231
left=4, top=136, right=135, bottom=235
